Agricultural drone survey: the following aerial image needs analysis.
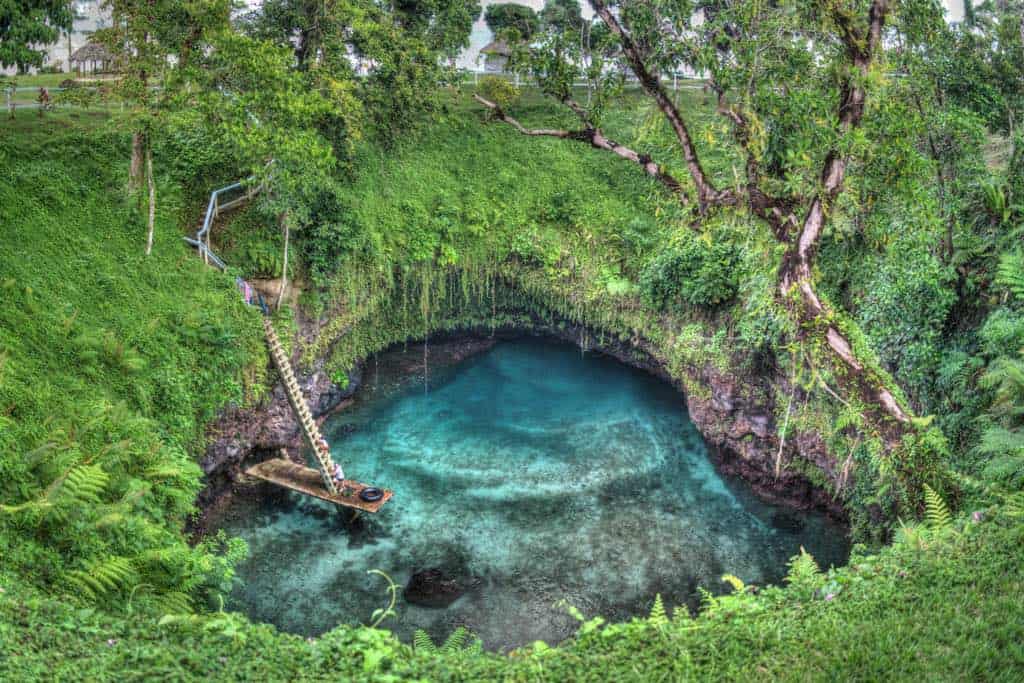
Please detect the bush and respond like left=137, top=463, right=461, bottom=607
left=639, top=236, right=740, bottom=310
left=478, top=75, right=520, bottom=110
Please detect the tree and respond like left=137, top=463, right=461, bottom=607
left=185, top=29, right=352, bottom=304
left=0, top=1, right=71, bottom=71
left=539, top=0, right=583, bottom=33
left=475, top=0, right=936, bottom=476
left=197, top=0, right=478, bottom=296
left=242, top=0, right=478, bottom=142
left=94, top=0, right=233, bottom=254
left=484, top=3, right=541, bottom=42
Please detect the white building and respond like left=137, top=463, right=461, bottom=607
left=45, top=1, right=109, bottom=72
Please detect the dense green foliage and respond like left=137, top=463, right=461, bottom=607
left=639, top=236, right=741, bottom=310
left=0, top=0, right=71, bottom=71
left=484, top=3, right=540, bottom=41
left=2, top=73, right=1023, bottom=678
left=0, top=113, right=262, bottom=615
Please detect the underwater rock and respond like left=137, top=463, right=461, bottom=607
left=403, top=568, right=464, bottom=608
left=770, top=511, right=806, bottom=534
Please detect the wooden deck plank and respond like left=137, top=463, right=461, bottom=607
left=245, top=458, right=393, bottom=513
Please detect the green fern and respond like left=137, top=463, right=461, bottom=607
left=413, top=629, right=437, bottom=654
left=1005, top=493, right=1024, bottom=518
left=144, top=463, right=191, bottom=482
left=996, top=251, right=1024, bottom=301
left=785, top=547, right=821, bottom=588
left=65, top=556, right=138, bottom=601
left=649, top=593, right=668, bottom=625
left=413, top=627, right=475, bottom=655
left=152, top=591, right=194, bottom=615
left=440, top=627, right=469, bottom=654
left=1, top=463, right=110, bottom=518
left=923, top=484, right=952, bottom=529
left=48, top=464, right=111, bottom=521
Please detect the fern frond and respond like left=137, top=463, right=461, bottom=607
left=54, top=464, right=110, bottom=507
left=976, top=426, right=1024, bottom=456
left=65, top=556, right=137, bottom=602
left=153, top=591, right=194, bottom=616
left=996, top=251, right=1024, bottom=301
left=785, top=547, right=821, bottom=587
left=1005, top=493, right=1024, bottom=518
left=923, top=484, right=952, bottom=529
left=4, top=463, right=110, bottom=518
left=413, top=629, right=437, bottom=654
left=649, top=593, right=668, bottom=625
left=721, top=574, right=745, bottom=593
left=144, top=463, right=190, bottom=482
left=94, top=510, right=126, bottom=527
left=440, top=627, right=468, bottom=653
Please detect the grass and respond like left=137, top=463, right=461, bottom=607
left=2, top=72, right=117, bottom=88
left=0, top=112, right=265, bottom=609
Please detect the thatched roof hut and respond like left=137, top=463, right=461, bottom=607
left=480, top=40, right=512, bottom=57
left=480, top=40, right=512, bottom=73
left=70, top=43, right=114, bottom=74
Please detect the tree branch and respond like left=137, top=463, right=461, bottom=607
left=713, top=86, right=798, bottom=238
left=784, top=0, right=892, bottom=287
left=589, top=0, right=721, bottom=210
left=474, top=94, right=687, bottom=200
left=561, top=95, right=592, bottom=124
left=779, top=0, right=910, bottom=426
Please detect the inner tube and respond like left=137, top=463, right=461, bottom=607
left=359, top=487, right=384, bottom=503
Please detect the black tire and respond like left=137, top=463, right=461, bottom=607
left=360, top=487, right=384, bottom=502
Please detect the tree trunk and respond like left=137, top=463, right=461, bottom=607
left=145, top=147, right=156, bottom=256
left=774, top=35, right=912, bottom=444
left=277, top=213, right=289, bottom=310
left=129, top=132, right=144, bottom=192
left=778, top=172, right=912, bottom=448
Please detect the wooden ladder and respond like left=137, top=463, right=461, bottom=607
left=262, top=318, right=340, bottom=494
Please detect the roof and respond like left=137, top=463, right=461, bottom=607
left=71, top=43, right=113, bottom=62
left=480, top=40, right=512, bottom=57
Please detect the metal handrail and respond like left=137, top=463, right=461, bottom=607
left=182, top=180, right=250, bottom=271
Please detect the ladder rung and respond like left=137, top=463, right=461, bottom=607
left=266, top=326, right=338, bottom=489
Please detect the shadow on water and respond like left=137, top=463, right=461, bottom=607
left=208, top=338, right=850, bottom=652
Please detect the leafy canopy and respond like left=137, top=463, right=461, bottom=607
left=0, top=0, right=71, bottom=70
left=485, top=3, right=541, bottom=41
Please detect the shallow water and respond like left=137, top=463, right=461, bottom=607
left=211, top=338, right=849, bottom=651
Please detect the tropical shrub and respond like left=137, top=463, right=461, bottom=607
left=639, top=235, right=740, bottom=310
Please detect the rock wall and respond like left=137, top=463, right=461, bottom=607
left=196, top=310, right=848, bottom=521
left=196, top=350, right=362, bottom=509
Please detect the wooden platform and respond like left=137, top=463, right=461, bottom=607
left=245, top=458, right=393, bottom=513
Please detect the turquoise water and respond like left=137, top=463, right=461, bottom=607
left=211, top=338, right=849, bottom=651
